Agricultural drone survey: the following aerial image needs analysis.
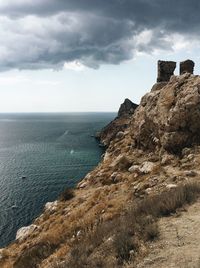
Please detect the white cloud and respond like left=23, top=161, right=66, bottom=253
left=64, top=61, right=86, bottom=71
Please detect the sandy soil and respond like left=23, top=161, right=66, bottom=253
left=137, top=199, right=200, bottom=268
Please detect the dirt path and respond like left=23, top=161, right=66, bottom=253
left=137, top=199, right=200, bottom=268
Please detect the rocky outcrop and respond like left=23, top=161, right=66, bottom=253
left=16, top=225, right=38, bottom=242
left=96, top=98, right=138, bottom=146
left=132, top=73, right=200, bottom=154
left=44, top=201, right=58, bottom=212
left=118, top=98, right=138, bottom=117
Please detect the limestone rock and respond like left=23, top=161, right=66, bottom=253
left=128, top=165, right=140, bottom=173
left=151, top=82, right=168, bottom=92
left=110, top=155, right=131, bottom=170
left=132, top=74, right=200, bottom=154
left=16, top=225, right=38, bottom=241
left=77, top=181, right=88, bottom=189
left=0, top=249, right=5, bottom=261
left=45, top=201, right=58, bottom=212
left=103, top=152, right=111, bottom=162
left=118, top=98, right=138, bottom=117
left=166, top=184, right=177, bottom=189
left=187, top=154, right=194, bottom=160
left=116, top=131, right=125, bottom=139
left=139, top=162, right=157, bottom=174
left=161, top=154, right=174, bottom=165
left=96, top=98, right=138, bottom=146
left=182, top=147, right=192, bottom=156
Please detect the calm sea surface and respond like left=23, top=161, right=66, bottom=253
left=0, top=112, right=115, bottom=247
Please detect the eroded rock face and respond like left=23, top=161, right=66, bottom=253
left=118, top=98, right=138, bottom=117
left=132, top=74, right=200, bottom=154
left=96, top=98, right=138, bottom=146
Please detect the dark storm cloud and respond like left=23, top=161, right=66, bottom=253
left=0, top=0, right=199, bottom=70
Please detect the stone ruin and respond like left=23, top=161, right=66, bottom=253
left=180, top=59, right=195, bottom=75
left=157, top=60, right=176, bottom=82
left=157, top=59, right=195, bottom=82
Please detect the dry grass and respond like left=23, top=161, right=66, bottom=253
left=13, top=242, right=57, bottom=268
left=8, top=181, right=200, bottom=268
left=61, top=182, right=200, bottom=267
left=136, top=182, right=200, bottom=218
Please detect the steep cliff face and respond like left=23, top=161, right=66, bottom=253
left=2, top=73, right=200, bottom=268
left=132, top=74, right=200, bottom=154
left=96, top=98, right=138, bottom=146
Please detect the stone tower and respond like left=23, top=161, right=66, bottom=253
left=157, top=60, right=176, bottom=82
left=180, top=59, right=195, bottom=75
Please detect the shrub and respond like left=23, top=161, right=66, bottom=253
left=136, top=182, right=200, bottom=218
left=113, top=228, right=134, bottom=264
left=13, top=242, right=56, bottom=268
left=59, top=188, right=74, bottom=201
left=144, top=222, right=159, bottom=241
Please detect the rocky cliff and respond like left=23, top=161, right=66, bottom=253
left=2, top=67, right=200, bottom=268
left=96, top=98, right=138, bottom=146
left=132, top=74, right=200, bottom=154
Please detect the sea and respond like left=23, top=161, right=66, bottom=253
left=0, top=112, right=116, bottom=247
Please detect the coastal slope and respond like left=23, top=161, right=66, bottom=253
left=2, top=73, right=200, bottom=267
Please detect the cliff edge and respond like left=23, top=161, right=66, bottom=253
left=95, top=98, right=138, bottom=147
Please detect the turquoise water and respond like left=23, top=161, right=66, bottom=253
left=0, top=113, right=115, bottom=247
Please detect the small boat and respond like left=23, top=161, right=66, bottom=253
left=11, top=203, right=18, bottom=209
left=70, top=149, right=74, bottom=155
left=21, top=176, right=26, bottom=179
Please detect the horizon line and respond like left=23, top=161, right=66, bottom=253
left=0, top=111, right=117, bottom=114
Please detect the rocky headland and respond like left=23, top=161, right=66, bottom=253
left=2, top=60, right=200, bottom=268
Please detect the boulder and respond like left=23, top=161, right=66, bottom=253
left=78, top=181, right=88, bottom=189
left=0, top=249, right=5, bottom=261
left=139, top=162, right=157, bottom=174
left=45, top=201, right=58, bottom=212
left=110, top=155, right=131, bottom=170
left=16, top=225, right=38, bottom=241
left=166, top=184, right=177, bottom=189
left=116, top=131, right=125, bottom=139
left=128, top=165, right=140, bottom=173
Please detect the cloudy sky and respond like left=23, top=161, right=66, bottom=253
left=0, top=0, right=200, bottom=112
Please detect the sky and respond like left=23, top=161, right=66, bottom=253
left=0, top=0, right=200, bottom=112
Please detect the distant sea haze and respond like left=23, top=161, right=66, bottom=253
left=0, top=112, right=115, bottom=247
